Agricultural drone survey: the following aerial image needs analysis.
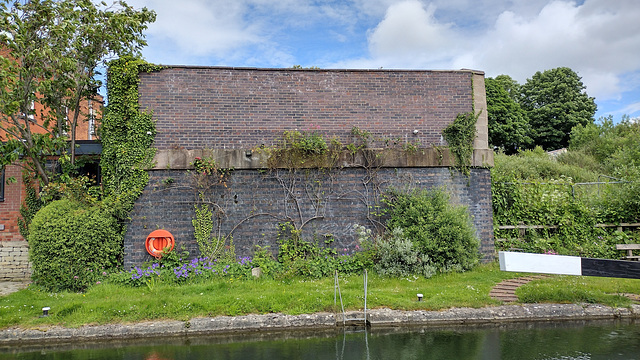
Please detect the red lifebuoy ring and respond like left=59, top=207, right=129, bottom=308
left=145, top=230, right=175, bottom=258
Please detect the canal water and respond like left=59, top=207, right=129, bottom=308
left=1, top=320, right=639, bottom=359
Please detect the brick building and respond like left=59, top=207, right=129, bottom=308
left=0, top=44, right=102, bottom=279
left=123, top=66, right=495, bottom=268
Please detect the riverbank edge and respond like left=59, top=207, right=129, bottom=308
left=1, top=303, right=639, bottom=346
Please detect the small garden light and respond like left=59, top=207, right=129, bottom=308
left=42, top=307, right=50, bottom=317
left=417, top=294, right=423, bottom=302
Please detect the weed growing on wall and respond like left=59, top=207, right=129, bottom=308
left=443, top=112, right=479, bottom=176
left=17, top=178, right=43, bottom=240
left=260, top=128, right=341, bottom=169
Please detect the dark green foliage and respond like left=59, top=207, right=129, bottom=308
left=100, top=57, right=161, bottom=216
left=442, top=112, right=479, bottom=176
left=492, top=145, right=640, bottom=258
left=276, top=222, right=372, bottom=278
left=485, top=77, right=532, bottom=154
left=384, top=188, right=480, bottom=272
left=17, top=183, right=44, bottom=240
left=493, top=74, right=521, bottom=102
left=28, top=199, right=121, bottom=292
left=521, top=67, right=597, bottom=150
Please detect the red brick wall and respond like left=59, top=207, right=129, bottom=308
left=139, top=67, right=476, bottom=150
left=0, top=165, right=25, bottom=242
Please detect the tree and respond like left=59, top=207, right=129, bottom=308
left=485, top=77, right=532, bottom=154
left=0, top=0, right=155, bottom=185
left=520, top=67, right=597, bottom=151
left=494, top=74, right=521, bottom=102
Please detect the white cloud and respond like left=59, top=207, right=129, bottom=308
left=346, top=0, right=640, bottom=102
left=463, top=0, right=640, bottom=99
left=125, top=0, right=640, bottom=107
left=368, top=1, right=456, bottom=57
left=619, top=102, right=640, bottom=117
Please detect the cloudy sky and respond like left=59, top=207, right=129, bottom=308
left=126, top=0, right=640, bottom=121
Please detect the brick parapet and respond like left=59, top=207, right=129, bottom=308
left=139, top=67, right=477, bottom=151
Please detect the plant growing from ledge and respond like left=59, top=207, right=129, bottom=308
left=442, top=112, right=479, bottom=176
left=259, top=126, right=341, bottom=169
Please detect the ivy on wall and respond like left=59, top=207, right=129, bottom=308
left=442, top=112, right=479, bottom=176
left=100, top=56, right=163, bottom=217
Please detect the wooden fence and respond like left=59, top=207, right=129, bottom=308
left=495, top=223, right=640, bottom=242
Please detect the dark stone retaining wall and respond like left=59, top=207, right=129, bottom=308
left=2, top=305, right=639, bottom=346
left=124, top=167, right=493, bottom=268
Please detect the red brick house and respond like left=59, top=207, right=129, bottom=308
left=0, top=44, right=102, bottom=279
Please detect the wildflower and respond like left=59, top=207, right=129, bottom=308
left=96, top=281, right=101, bottom=285
left=74, top=276, right=79, bottom=279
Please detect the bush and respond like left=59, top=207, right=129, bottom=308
left=384, top=188, right=479, bottom=272
left=374, top=227, right=436, bottom=278
left=28, top=199, right=121, bottom=292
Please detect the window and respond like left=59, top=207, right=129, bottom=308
left=0, top=168, right=4, bottom=202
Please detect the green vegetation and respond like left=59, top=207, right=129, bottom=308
left=486, top=68, right=597, bottom=152
left=190, top=156, right=234, bottom=261
left=384, top=188, right=479, bottom=273
left=100, top=56, right=162, bottom=215
left=1, top=263, right=637, bottom=329
left=485, top=77, right=532, bottom=154
left=18, top=57, right=162, bottom=293
left=517, top=276, right=638, bottom=308
left=442, top=112, right=479, bottom=176
left=0, top=0, right=155, bottom=185
left=492, top=117, right=640, bottom=257
left=28, top=199, right=121, bottom=292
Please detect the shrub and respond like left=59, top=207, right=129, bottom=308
left=374, top=227, right=436, bottom=278
left=28, top=199, right=121, bottom=292
left=384, top=188, right=479, bottom=272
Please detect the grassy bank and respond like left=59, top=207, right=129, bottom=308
left=1, top=263, right=638, bottom=329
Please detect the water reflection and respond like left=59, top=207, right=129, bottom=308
left=2, top=320, right=639, bottom=360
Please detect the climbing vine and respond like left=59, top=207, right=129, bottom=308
left=442, top=112, right=479, bottom=176
left=190, top=156, right=236, bottom=261
left=100, top=56, right=163, bottom=218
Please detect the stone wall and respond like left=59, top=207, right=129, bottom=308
left=0, top=241, right=31, bottom=281
left=124, top=167, right=494, bottom=268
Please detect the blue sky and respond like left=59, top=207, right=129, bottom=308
left=126, top=0, right=640, bottom=122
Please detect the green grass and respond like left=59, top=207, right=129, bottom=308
left=1, top=263, right=638, bottom=329
left=517, top=275, right=640, bottom=308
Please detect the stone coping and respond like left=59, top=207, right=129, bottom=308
left=1, top=304, right=638, bottom=346
left=153, top=148, right=494, bottom=170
